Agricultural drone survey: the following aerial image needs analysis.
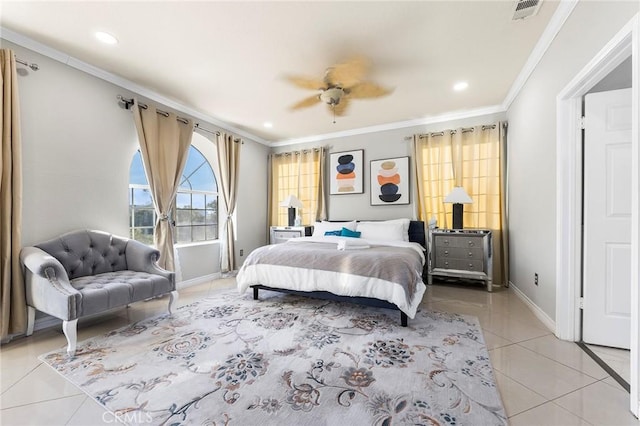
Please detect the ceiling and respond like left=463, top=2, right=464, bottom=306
left=0, top=1, right=560, bottom=144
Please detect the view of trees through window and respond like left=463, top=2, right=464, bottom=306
left=129, top=146, right=218, bottom=245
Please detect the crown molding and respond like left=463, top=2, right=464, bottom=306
left=1, top=26, right=270, bottom=146
left=502, top=0, right=579, bottom=110
left=271, top=105, right=506, bottom=147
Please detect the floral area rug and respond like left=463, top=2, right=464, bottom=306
left=40, top=287, right=507, bottom=425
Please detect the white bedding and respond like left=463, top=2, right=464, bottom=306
left=236, top=237, right=426, bottom=318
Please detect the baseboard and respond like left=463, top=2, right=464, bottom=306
left=509, top=281, right=556, bottom=332
left=176, top=272, right=222, bottom=290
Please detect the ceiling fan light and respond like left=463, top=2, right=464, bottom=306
left=320, top=87, right=344, bottom=105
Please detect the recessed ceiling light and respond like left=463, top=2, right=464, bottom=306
left=263, top=122, right=273, bottom=128
left=453, top=81, right=469, bottom=92
left=95, top=31, right=118, bottom=45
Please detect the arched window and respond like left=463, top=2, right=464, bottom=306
left=129, top=146, right=218, bottom=245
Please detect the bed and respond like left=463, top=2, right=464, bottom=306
left=236, top=219, right=427, bottom=326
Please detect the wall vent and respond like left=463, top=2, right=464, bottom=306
left=512, top=0, right=543, bottom=20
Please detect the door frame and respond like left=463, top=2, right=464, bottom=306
left=556, top=13, right=639, bottom=416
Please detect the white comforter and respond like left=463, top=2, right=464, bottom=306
left=236, top=237, right=426, bottom=318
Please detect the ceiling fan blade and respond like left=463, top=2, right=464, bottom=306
left=290, top=95, right=321, bottom=110
left=285, top=75, right=327, bottom=91
left=325, top=56, right=370, bottom=88
left=332, top=98, right=351, bottom=117
left=347, top=81, right=392, bottom=99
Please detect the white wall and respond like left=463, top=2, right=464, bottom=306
left=7, top=39, right=135, bottom=244
left=236, top=139, right=270, bottom=262
left=506, top=2, right=639, bottom=320
left=5, top=39, right=269, bottom=280
left=272, top=112, right=506, bottom=222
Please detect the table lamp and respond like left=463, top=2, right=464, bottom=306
left=444, top=186, right=472, bottom=229
left=279, top=195, right=304, bottom=226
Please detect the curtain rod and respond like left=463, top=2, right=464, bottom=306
left=272, top=148, right=322, bottom=157
left=117, top=95, right=241, bottom=143
left=15, top=57, right=39, bottom=71
left=414, top=124, right=498, bottom=139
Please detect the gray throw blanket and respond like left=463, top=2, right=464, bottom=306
left=242, top=241, right=424, bottom=304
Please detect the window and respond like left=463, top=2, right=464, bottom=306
left=269, top=149, right=325, bottom=226
left=129, top=146, right=218, bottom=245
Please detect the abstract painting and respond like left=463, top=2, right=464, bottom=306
left=370, top=156, right=410, bottom=205
left=329, top=149, right=364, bottom=194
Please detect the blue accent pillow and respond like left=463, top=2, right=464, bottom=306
left=324, top=230, right=342, bottom=236
left=341, top=227, right=361, bottom=238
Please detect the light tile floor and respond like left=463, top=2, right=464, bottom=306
left=1, top=278, right=638, bottom=425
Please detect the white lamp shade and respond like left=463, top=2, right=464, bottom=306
left=279, top=194, right=304, bottom=208
left=444, top=186, right=473, bottom=204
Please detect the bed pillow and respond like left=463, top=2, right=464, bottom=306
left=357, top=221, right=405, bottom=242
left=382, top=218, right=411, bottom=241
left=340, top=227, right=361, bottom=238
left=312, top=220, right=357, bottom=237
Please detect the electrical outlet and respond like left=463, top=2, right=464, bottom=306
left=240, top=249, right=244, bottom=256
left=534, top=273, right=539, bottom=286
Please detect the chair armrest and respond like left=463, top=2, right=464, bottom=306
left=125, top=240, right=175, bottom=285
left=19, top=247, right=81, bottom=321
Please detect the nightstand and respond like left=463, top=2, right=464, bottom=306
left=269, top=225, right=313, bottom=244
left=428, top=229, right=493, bottom=291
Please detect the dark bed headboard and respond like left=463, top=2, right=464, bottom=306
left=328, top=220, right=426, bottom=248
left=408, top=220, right=426, bottom=248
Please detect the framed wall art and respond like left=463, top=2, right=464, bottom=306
left=370, top=156, right=410, bottom=205
left=329, top=149, right=364, bottom=195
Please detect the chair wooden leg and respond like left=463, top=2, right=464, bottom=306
left=168, top=290, right=179, bottom=315
left=26, top=306, right=35, bottom=336
left=62, top=319, right=78, bottom=356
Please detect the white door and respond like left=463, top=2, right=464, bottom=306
left=583, top=88, right=632, bottom=349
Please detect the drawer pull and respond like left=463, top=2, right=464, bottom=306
left=443, top=239, right=450, bottom=245
left=468, top=252, right=473, bottom=257
left=444, top=250, right=449, bottom=255
left=444, top=261, right=449, bottom=266
left=468, top=241, right=475, bottom=247
left=468, top=263, right=474, bottom=269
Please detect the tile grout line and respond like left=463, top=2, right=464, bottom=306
left=0, top=361, right=43, bottom=398
left=1, top=393, right=85, bottom=411
left=64, top=396, right=93, bottom=426
left=505, top=340, right=610, bottom=382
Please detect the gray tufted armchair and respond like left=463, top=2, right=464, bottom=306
left=20, top=229, right=177, bottom=356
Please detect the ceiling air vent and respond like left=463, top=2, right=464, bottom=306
left=512, top=0, right=543, bottom=20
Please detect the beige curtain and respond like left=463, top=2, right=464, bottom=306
left=133, top=99, right=193, bottom=271
left=268, top=148, right=326, bottom=227
left=413, top=122, right=509, bottom=285
left=412, top=132, right=455, bottom=229
left=0, top=49, right=26, bottom=339
left=216, top=133, right=241, bottom=272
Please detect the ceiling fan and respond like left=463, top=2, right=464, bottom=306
left=285, top=56, right=392, bottom=123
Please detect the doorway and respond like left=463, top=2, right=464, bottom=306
left=555, top=15, right=639, bottom=417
